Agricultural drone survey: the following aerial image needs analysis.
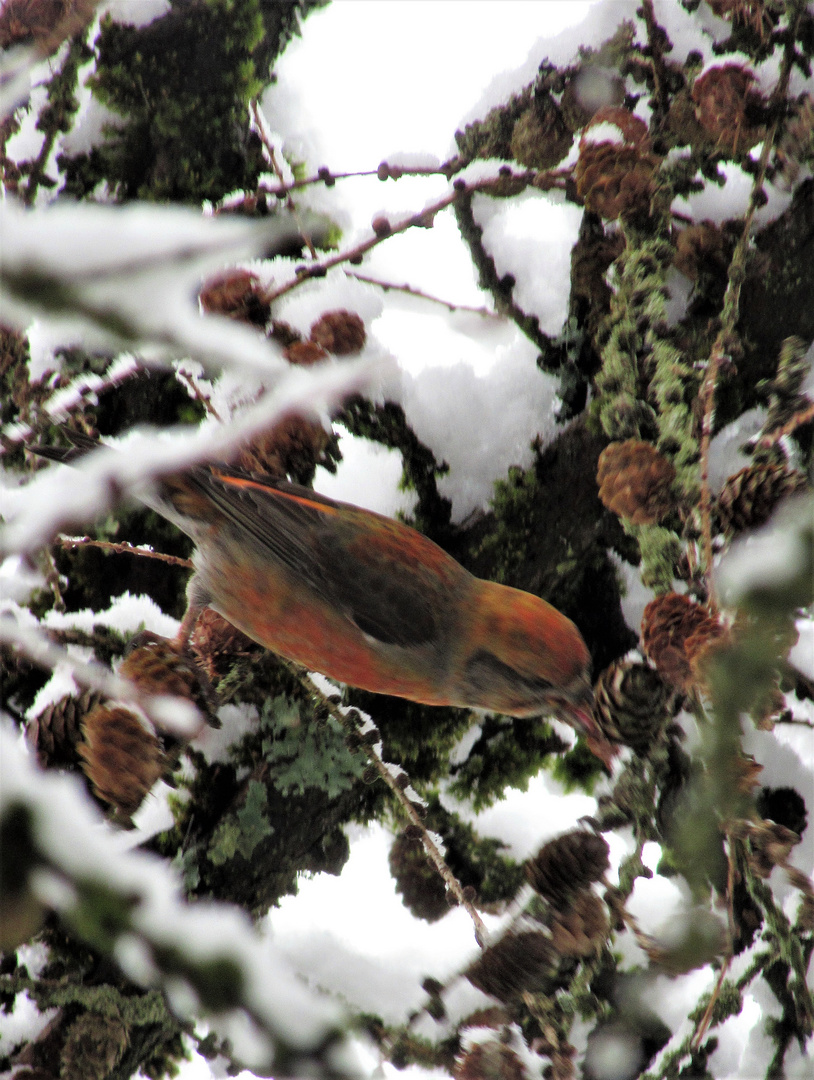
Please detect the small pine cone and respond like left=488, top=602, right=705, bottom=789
left=509, top=97, right=572, bottom=169
left=60, top=1012, right=129, bottom=1080
left=641, top=593, right=724, bottom=691
left=454, top=1042, right=527, bottom=1080
left=199, top=269, right=270, bottom=326
left=707, top=0, right=760, bottom=23
left=597, top=440, right=676, bottom=525
left=549, top=891, right=609, bottom=957
left=233, top=414, right=331, bottom=483
left=191, top=607, right=261, bottom=680
left=309, top=310, right=367, bottom=355
left=79, top=704, right=165, bottom=818
left=27, top=688, right=104, bottom=769
left=575, top=143, right=659, bottom=221
left=120, top=631, right=218, bottom=728
left=716, top=462, right=809, bottom=536
left=673, top=221, right=728, bottom=281
left=466, top=931, right=556, bottom=1002
left=593, top=660, right=676, bottom=750
left=584, top=107, right=651, bottom=150
left=459, top=1006, right=507, bottom=1031
left=283, top=339, right=329, bottom=366
left=389, top=831, right=449, bottom=923
left=691, top=64, right=766, bottom=154
left=525, top=830, right=610, bottom=905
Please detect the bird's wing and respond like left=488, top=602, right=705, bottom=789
left=187, top=469, right=447, bottom=649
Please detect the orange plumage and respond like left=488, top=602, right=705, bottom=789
left=159, top=467, right=595, bottom=730
left=33, top=437, right=598, bottom=739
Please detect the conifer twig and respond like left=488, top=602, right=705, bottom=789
left=265, top=169, right=569, bottom=305
left=250, top=100, right=318, bottom=260
left=346, top=271, right=501, bottom=318
left=55, top=535, right=194, bottom=569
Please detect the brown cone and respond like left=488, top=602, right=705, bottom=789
left=454, top=1042, right=527, bottom=1080
left=691, top=64, right=766, bottom=154
left=27, top=688, right=104, bottom=770
left=191, top=607, right=262, bottom=680
left=525, top=830, right=610, bottom=905
left=509, top=97, right=572, bottom=169
left=641, top=593, right=725, bottom=691
left=597, top=439, right=676, bottom=525
left=283, top=340, right=329, bottom=366
left=79, top=704, right=165, bottom=818
left=716, top=462, right=809, bottom=536
left=593, top=659, right=677, bottom=750
left=233, top=413, right=332, bottom=484
left=673, top=221, right=728, bottom=281
left=549, top=891, right=609, bottom=957
left=199, top=268, right=270, bottom=326
left=309, top=310, right=366, bottom=355
left=120, top=631, right=218, bottom=728
left=466, top=931, right=556, bottom=1002
left=389, top=831, right=449, bottom=923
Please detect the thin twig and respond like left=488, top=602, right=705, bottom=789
left=346, top=271, right=501, bottom=318
left=757, top=400, right=814, bottom=448
left=255, top=162, right=453, bottom=201
left=258, top=168, right=380, bottom=197
left=250, top=100, right=318, bottom=260
left=41, top=547, right=66, bottom=612
left=265, top=169, right=569, bottom=305
left=640, top=0, right=671, bottom=123
left=175, top=367, right=223, bottom=421
left=691, top=955, right=733, bottom=1051
left=294, top=665, right=488, bottom=947
left=776, top=714, right=814, bottom=728
left=690, top=828, right=737, bottom=1050
left=55, top=535, right=194, bottom=569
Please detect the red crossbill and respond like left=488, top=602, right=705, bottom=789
left=32, top=440, right=599, bottom=741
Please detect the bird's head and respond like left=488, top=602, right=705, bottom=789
left=458, top=581, right=616, bottom=766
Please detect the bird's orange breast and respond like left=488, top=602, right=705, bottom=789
left=200, top=551, right=463, bottom=705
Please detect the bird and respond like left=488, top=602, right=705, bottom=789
left=30, top=433, right=601, bottom=746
